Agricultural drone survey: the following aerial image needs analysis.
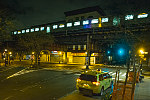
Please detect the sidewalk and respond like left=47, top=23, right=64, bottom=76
left=134, top=76, right=150, bottom=100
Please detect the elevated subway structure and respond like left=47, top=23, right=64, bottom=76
left=11, top=7, right=150, bottom=65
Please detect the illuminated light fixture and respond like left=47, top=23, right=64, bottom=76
left=40, top=27, right=44, bottom=31
left=22, top=30, right=25, bottom=33
left=113, top=17, right=120, bottom=26
left=118, top=48, right=125, bottom=56
left=139, top=49, right=144, bottom=54
left=83, top=20, right=89, bottom=25
left=107, top=50, right=110, bottom=54
left=140, top=50, right=144, bottom=54
left=31, top=28, right=34, bottom=32
left=125, top=15, right=134, bottom=20
left=102, top=18, right=109, bottom=23
left=67, top=23, right=72, bottom=27
left=59, top=52, right=62, bottom=55
left=14, top=31, right=17, bottom=34
left=76, top=78, right=81, bottom=82
left=138, top=13, right=148, bottom=18
left=26, top=29, right=29, bottom=33
left=53, top=25, right=58, bottom=29
left=18, top=31, right=21, bottom=34
left=59, top=24, right=65, bottom=28
left=74, top=21, right=80, bottom=26
left=46, top=26, right=50, bottom=33
left=35, top=28, right=39, bottom=31
left=91, top=19, right=98, bottom=24
left=99, top=18, right=102, bottom=27
left=51, top=51, right=58, bottom=54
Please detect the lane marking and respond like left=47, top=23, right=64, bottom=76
left=4, top=96, right=13, bottom=100
left=74, top=74, right=81, bottom=76
left=112, top=78, right=123, bottom=80
left=6, top=69, right=36, bottom=79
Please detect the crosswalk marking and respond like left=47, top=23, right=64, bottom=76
left=6, top=69, right=36, bottom=79
left=122, top=73, right=126, bottom=76
left=73, top=71, right=127, bottom=78
left=74, top=74, right=81, bottom=76
left=112, top=73, right=116, bottom=75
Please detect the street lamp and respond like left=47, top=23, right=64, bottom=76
left=9, top=52, right=12, bottom=55
left=139, top=49, right=144, bottom=54
left=4, top=49, right=8, bottom=66
left=139, top=48, right=144, bottom=74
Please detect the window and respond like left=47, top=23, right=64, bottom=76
left=53, top=25, right=58, bottom=29
left=73, top=45, right=75, bottom=50
left=91, top=19, right=99, bottom=24
left=81, top=45, right=84, bottom=50
left=59, top=24, right=65, bottom=28
left=14, top=31, right=17, bottom=34
left=103, top=74, right=107, bottom=79
left=106, top=74, right=111, bottom=78
left=74, top=21, right=80, bottom=26
left=26, top=29, right=29, bottom=33
left=137, top=13, right=148, bottom=18
left=35, top=28, right=39, bottom=31
left=83, top=20, right=89, bottom=25
left=99, top=75, right=103, bottom=81
left=125, top=15, right=134, bottom=20
left=75, top=45, right=78, bottom=50
left=113, top=17, right=120, bottom=26
left=46, top=26, right=50, bottom=33
left=40, top=27, right=44, bottom=31
left=80, top=74, right=97, bottom=82
left=18, top=31, right=21, bottom=34
left=22, top=30, right=25, bottom=33
left=78, top=45, right=81, bottom=50
left=67, top=23, right=72, bottom=27
left=31, top=28, right=34, bottom=32
left=84, top=45, right=86, bottom=50
left=67, top=45, right=73, bottom=50
left=102, top=18, right=109, bottom=23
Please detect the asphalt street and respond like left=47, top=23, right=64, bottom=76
left=0, top=65, right=127, bottom=100
left=0, top=67, right=78, bottom=100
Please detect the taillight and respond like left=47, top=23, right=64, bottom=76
left=92, top=82, right=100, bottom=86
left=77, top=78, right=81, bottom=82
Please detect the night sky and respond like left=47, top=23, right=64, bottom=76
left=1, top=0, right=150, bottom=29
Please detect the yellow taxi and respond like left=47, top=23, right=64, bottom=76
left=76, top=69, right=113, bottom=96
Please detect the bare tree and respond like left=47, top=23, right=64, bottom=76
left=17, top=31, right=54, bottom=65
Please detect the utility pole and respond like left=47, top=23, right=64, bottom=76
left=86, top=34, right=90, bottom=69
